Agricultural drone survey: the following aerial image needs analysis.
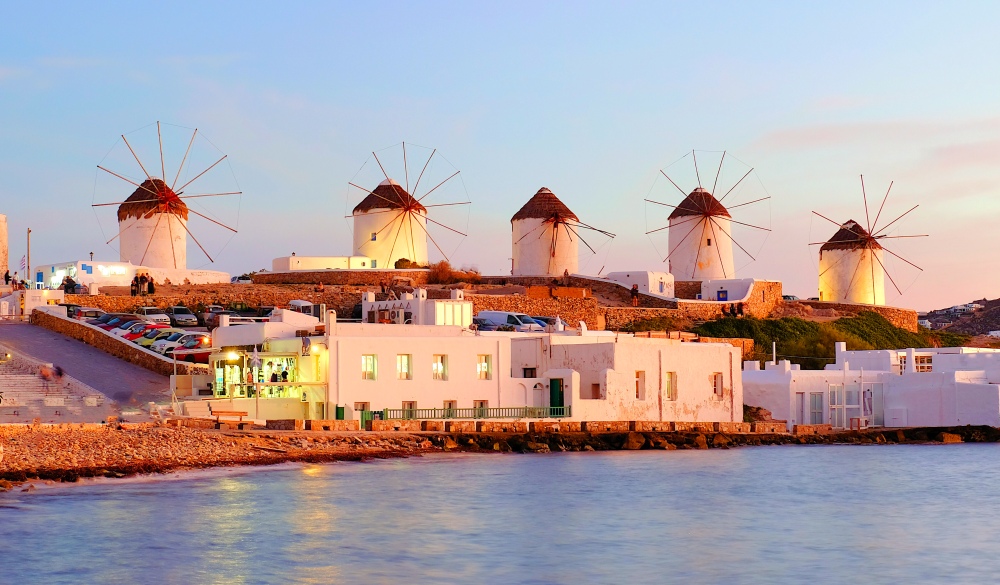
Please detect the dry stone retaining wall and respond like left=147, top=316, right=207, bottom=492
left=794, top=300, right=918, bottom=332
left=253, top=269, right=429, bottom=286
left=29, top=311, right=205, bottom=377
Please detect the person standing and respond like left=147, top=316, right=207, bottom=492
left=147, top=277, right=156, bottom=296
left=630, top=284, right=640, bottom=307
left=130, top=276, right=139, bottom=297
left=4, top=270, right=9, bottom=285
left=138, top=273, right=148, bottom=296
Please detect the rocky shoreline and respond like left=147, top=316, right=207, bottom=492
left=2, top=424, right=999, bottom=492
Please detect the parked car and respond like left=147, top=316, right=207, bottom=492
left=782, top=295, right=800, bottom=301
left=97, top=315, right=142, bottom=331
left=152, top=332, right=203, bottom=355
left=112, top=320, right=150, bottom=338
left=472, top=317, right=499, bottom=331
left=206, top=310, right=238, bottom=330
left=179, top=337, right=212, bottom=363
left=532, top=316, right=571, bottom=329
left=136, top=306, right=171, bottom=324
left=87, top=312, right=125, bottom=326
left=166, top=306, right=199, bottom=327
left=123, top=322, right=170, bottom=341
left=58, top=303, right=81, bottom=318
left=475, top=311, right=545, bottom=332
left=73, top=307, right=106, bottom=321
left=136, top=327, right=185, bottom=348
left=199, top=304, right=226, bottom=326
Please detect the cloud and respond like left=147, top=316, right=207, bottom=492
left=753, top=118, right=1000, bottom=151
left=0, top=66, right=22, bottom=81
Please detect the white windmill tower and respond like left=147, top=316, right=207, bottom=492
left=511, top=187, right=615, bottom=277
left=93, top=122, right=242, bottom=269
left=352, top=179, right=429, bottom=268
left=646, top=151, right=771, bottom=281
left=813, top=177, right=925, bottom=306
left=347, top=143, right=470, bottom=269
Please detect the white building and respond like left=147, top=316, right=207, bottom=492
left=361, top=288, right=472, bottom=327
left=604, top=271, right=674, bottom=298
left=183, top=293, right=744, bottom=425
left=817, top=220, right=885, bottom=305
left=743, top=342, right=1000, bottom=430
left=511, top=188, right=579, bottom=277
left=352, top=179, right=428, bottom=269
left=668, top=188, right=735, bottom=280
left=271, top=255, right=374, bottom=272
left=32, top=259, right=229, bottom=291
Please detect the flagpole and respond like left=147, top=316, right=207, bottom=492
left=26, top=228, right=30, bottom=289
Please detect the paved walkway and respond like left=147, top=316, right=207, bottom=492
left=0, top=321, right=170, bottom=405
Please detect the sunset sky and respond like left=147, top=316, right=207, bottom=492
left=2, top=1, right=999, bottom=311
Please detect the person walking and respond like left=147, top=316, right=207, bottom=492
left=630, top=284, right=640, bottom=307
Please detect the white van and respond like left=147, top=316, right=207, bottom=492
left=475, top=311, right=545, bottom=332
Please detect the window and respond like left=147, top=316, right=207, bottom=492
left=915, top=355, right=933, bottom=372
left=354, top=401, right=370, bottom=412
left=523, top=367, right=537, bottom=378
left=396, top=354, right=412, bottom=380
left=474, top=400, right=489, bottom=411
left=585, top=383, right=602, bottom=399
left=370, top=232, right=377, bottom=241
left=402, top=400, right=416, bottom=411
left=443, top=400, right=457, bottom=410
left=664, top=371, right=677, bottom=401
left=507, top=315, right=520, bottom=325
left=635, top=371, right=646, bottom=400
left=432, top=355, right=448, bottom=380
left=477, top=355, right=492, bottom=380
left=713, top=373, right=724, bottom=398
left=809, top=392, right=823, bottom=424
left=828, top=385, right=844, bottom=428
left=371, top=259, right=377, bottom=269
left=361, top=354, right=377, bottom=380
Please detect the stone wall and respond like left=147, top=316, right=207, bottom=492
left=253, top=269, right=429, bottom=286
left=674, top=281, right=703, bottom=300
left=29, top=311, right=205, bottom=377
left=602, top=281, right=783, bottom=330
left=67, top=283, right=377, bottom=320
left=481, top=275, right=677, bottom=308
left=467, top=294, right=603, bottom=329
left=795, top=300, right=918, bottom=332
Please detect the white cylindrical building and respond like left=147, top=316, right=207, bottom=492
left=511, top=187, right=579, bottom=277
left=667, top=188, right=735, bottom=280
left=0, top=213, right=8, bottom=277
left=118, top=179, right=187, bottom=269
left=818, top=219, right=885, bottom=305
left=352, top=179, right=428, bottom=269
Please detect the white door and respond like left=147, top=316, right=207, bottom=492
left=795, top=393, right=805, bottom=426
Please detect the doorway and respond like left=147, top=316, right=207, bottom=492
left=549, top=378, right=564, bottom=409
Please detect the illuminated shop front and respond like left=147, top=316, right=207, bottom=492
left=32, top=260, right=135, bottom=290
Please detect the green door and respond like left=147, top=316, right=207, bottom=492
left=550, top=378, right=564, bottom=408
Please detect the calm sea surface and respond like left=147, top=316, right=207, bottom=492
left=2, top=445, right=1000, bottom=584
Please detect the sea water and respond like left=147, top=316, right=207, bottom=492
left=2, top=444, right=1000, bottom=584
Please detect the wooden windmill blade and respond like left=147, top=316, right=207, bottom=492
left=92, top=121, right=242, bottom=270
left=812, top=177, right=926, bottom=305
left=645, top=150, right=771, bottom=278
left=347, top=143, right=471, bottom=269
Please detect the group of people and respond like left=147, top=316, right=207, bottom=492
left=130, top=273, right=156, bottom=296
left=59, top=275, right=78, bottom=293
left=4, top=270, right=29, bottom=291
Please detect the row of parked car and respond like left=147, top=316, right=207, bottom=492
left=74, top=310, right=212, bottom=363
left=472, top=311, right=570, bottom=332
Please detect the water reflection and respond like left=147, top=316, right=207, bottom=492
left=3, top=446, right=1000, bottom=584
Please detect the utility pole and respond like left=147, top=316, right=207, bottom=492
left=26, top=228, right=31, bottom=289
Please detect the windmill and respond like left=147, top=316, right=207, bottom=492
left=511, top=187, right=615, bottom=277
left=92, top=122, right=241, bottom=269
left=645, top=150, right=771, bottom=280
left=812, top=176, right=926, bottom=305
left=346, top=143, right=470, bottom=269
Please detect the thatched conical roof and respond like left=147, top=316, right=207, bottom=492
left=668, top=188, right=731, bottom=220
left=117, top=178, right=188, bottom=222
left=820, top=219, right=881, bottom=251
left=352, top=179, right=426, bottom=214
left=511, top=187, right=578, bottom=223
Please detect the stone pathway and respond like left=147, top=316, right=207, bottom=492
left=0, top=322, right=169, bottom=405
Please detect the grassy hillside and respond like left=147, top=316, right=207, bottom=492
left=690, top=312, right=970, bottom=370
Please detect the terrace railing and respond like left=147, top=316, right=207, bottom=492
left=375, top=406, right=571, bottom=421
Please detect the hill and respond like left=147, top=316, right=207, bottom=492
left=691, top=311, right=969, bottom=370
